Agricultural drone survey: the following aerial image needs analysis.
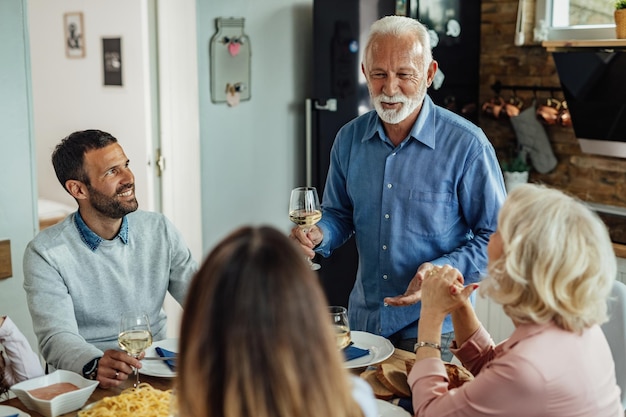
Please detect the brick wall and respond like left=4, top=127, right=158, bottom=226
left=479, top=0, right=626, bottom=207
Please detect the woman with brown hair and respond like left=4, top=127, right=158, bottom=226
left=175, top=226, right=376, bottom=417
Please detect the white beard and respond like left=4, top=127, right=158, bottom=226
left=371, top=91, right=424, bottom=125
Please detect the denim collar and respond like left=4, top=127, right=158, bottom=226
left=362, top=95, right=436, bottom=149
left=74, top=211, right=129, bottom=251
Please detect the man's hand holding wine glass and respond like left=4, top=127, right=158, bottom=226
left=96, top=349, right=144, bottom=389
left=290, top=224, right=323, bottom=258
left=288, top=187, right=323, bottom=270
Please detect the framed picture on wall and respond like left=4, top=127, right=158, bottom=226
left=64, top=12, right=85, bottom=58
left=102, top=38, right=123, bottom=86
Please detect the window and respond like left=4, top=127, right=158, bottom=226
left=535, top=0, right=615, bottom=41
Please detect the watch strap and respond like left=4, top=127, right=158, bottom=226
left=82, top=357, right=100, bottom=380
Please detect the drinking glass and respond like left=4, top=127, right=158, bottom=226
left=289, top=186, right=322, bottom=270
left=118, top=311, right=153, bottom=387
left=329, top=306, right=351, bottom=349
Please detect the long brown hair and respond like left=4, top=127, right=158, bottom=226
left=177, top=226, right=364, bottom=417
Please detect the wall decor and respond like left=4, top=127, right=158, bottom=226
left=210, top=17, right=251, bottom=106
left=64, top=12, right=85, bottom=58
left=102, top=38, right=123, bottom=86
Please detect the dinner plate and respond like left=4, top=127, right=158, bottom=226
left=376, top=399, right=411, bottom=417
left=345, top=331, right=394, bottom=369
left=0, top=404, right=30, bottom=417
left=140, top=338, right=178, bottom=378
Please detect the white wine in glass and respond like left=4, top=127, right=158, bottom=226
left=118, top=312, right=152, bottom=387
left=289, top=186, right=322, bottom=270
left=329, top=306, right=351, bottom=349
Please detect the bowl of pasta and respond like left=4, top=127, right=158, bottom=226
left=10, top=370, right=98, bottom=417
left=77, top=383, right=173, bottom=417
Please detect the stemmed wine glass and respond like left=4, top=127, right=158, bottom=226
left=329, top=306, right=352, bottom=349
left=289, top=186, right=322, bottom=270
left=118, top=311, right=153, bottom=388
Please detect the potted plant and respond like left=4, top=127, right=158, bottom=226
left=500, top=149, right=530, bottom=193
left=616, top=0, right=626, bottom=38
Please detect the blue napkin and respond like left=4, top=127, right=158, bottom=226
left=343, top=344, right=370, bottom=361
left=155, top=346, right=177, bottom=371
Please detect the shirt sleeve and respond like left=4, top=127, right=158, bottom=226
left=315, top=128, right=357, bottom=258
left=449, top=324, right=497, bottom=376
left=408, top=332, right=548, bottom=417
left=162, top=216, right=197, bottom=305
left=0, top=316, right=44, bottom=385
left=23, top=241, right=103, bottom=374
left=436, top=140, right=506, bottom=284
left=350, top=374, right=379, bottom=417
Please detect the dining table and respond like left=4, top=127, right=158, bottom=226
left=1, top=348, right=416, bottom=417
left=1, top=374, right=173, bottom=417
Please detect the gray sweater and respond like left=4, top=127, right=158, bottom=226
left=23, top=210, right=197, bottom=374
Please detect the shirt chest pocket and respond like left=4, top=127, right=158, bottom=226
left=406, top=191, right=455, bottom=237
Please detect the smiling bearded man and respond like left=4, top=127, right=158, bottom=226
left=23, top=129, right=197, bottom=389
left=290, top=16, right=506, bottom=363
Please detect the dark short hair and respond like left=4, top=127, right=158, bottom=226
left=52, top=129, right=118, bottom=189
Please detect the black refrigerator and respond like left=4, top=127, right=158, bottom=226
left=306, top=0, right=481, bottom=307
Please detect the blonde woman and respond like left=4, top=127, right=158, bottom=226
left=394, top=184, right=622, bottom=416
left=176, top=226, right=377, bottom=417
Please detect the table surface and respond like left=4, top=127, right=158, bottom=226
left=1, top=374, right=173, bottom=417
left=2, top=348, right=416, bottom=417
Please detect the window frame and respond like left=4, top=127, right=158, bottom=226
left=535, top=0, right=615, bottom=41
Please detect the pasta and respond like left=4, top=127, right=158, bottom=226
left=78, top=383, right=172, bottom=417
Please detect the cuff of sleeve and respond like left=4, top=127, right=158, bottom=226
left=314, top=224, right=331, bottom=257
left=450, top=324, right=492, bottom=363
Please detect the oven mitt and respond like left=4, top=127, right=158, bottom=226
left=343, top=344, right=370, bottom=361
left=155, top=346, right=177, bottom=371
left=510, top=101, right=557, bottom=174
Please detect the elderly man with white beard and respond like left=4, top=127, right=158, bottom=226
left=291, top=15, right=506, bottom=360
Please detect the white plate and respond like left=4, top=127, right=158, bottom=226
left=345, top=331, right=394, bottom=369
left=376, top=399, right=411, bottom=417
left=140, top=338, right=178, bottom=378
left=0, top=405, right=30, bottom=417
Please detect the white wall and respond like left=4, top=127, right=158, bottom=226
left=29, top=0, right=155, bottom=212
left=196, top=0, right=313, bottom=252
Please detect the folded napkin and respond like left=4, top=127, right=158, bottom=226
left=343, top=344, right=370, bottom=361
left=155, top=346, right=177, bottom=372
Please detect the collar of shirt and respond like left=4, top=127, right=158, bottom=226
left=361, top=95, right=436, bottom=149
left=74, top=211, right=129, bottom=251
left=496, top=321, right=554, bottom=355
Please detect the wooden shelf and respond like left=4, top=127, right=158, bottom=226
left=543, top=39, right=626, bottom=51
left=614, top=243, right=626, bottom=259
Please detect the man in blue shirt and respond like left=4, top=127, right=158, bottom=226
left=291, top=16, right=505, bottom=360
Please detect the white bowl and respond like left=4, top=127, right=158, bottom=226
left=10, top=369, right=98, bottom=417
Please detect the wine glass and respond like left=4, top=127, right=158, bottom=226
left=329, top=306, right=351, bottom=349
left=118, top=312, right=153, bottom=387
left=289, top=186, right=322, bottom=270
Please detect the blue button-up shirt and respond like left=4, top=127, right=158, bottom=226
left=316, top=96, right=506, bottom=338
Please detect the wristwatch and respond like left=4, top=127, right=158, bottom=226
left=82, top=357, right=100, bottom=380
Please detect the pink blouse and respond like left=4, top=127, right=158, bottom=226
left=408, top=322, right=622, bottom=417
left=1, top=316, right=44, bottom=387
